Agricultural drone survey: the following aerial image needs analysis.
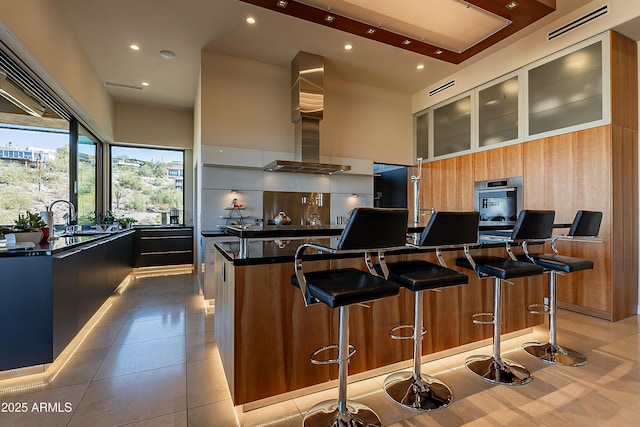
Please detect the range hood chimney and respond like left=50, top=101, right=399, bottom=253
left=264, top=52, right=350, bottom=174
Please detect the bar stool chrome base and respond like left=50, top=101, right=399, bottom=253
left=303, top=399, right=381, bottom=427
left=522, top=342, right=587, bottom=367
left=465, top=355, right=533, bottom=386
left=383, top=372, right=452, bottom=411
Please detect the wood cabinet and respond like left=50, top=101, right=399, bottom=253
left=134, top=227, right=194, bottom=267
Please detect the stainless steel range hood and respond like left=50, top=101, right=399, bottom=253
left=263, top=52, right=350, bottom=174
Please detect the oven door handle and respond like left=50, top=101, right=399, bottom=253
left=477, top=187, right=517, bottom=194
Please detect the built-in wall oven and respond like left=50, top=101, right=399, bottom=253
left=474, top=176, right=523, bottom=227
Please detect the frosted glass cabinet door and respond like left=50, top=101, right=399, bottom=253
left=479, top=76, right=519, bottom=147
left=415, top=111, right=429, bottom=159
left=433, top=95, right=471, bottom=157
left=528, top=41, right=603, bottom=136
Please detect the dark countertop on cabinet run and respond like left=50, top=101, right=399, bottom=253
left=0, top=229, right=134, bottom=258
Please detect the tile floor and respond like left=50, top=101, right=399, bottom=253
left=1, top=272, right=639, bottom=426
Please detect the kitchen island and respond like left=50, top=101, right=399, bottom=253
left=207, top=225, right=547, bottom=407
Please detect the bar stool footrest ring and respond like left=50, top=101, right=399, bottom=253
left=309, top=343, right=356, bottom=365
left=471, top=312, right=495, bottom=325
left=527, top=303, right=550, bottom=315
left=389, top=324, right=426, bottom=340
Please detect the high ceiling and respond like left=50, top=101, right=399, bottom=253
left=52, top=0, right=598, bottom=109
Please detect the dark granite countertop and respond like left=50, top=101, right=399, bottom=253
left=0, top=229, right=135, bottom=258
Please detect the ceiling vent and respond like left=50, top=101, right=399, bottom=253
left=104, top=81, right=144, bottom=90
left=548, top=4, right=609, bottom=41
left=428, top=80, right=456, bottom=97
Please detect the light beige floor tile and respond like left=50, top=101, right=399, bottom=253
left=80, top=323, right=123, bottom=351
left=124, top=302, right=187, bottom=324
left=94, top=334, right=186, bottom=380
left=187, top=399, right=238, bottom=427
left=185, top=329, right=219, bottom=363
left=0, top=382, right=89, bottom=427
left=185, top=312, right=214, bottom=335
left=236, top=399, right=302, bottom=427
left=120, top=410, right=188, bottom=427
left=112, top=314, right=186, bottom=346
left=186, top=357, right=232, bottom=408
left=67, top=364, right=186, bottom=427
left=95, top=305, right=133, bottom=327
left=131, top=293, right=186, bottom=310
left=46, top=347, right=110, bottom=389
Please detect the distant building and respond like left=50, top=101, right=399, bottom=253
left=0, top=145, right=54, bottom=164
left=167, top=164, right=183, bottom=192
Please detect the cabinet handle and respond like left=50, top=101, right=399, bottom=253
left=221, top=261, right=226, bottom=283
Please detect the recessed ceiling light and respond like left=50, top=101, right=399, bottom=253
left=435, top=49, right=443, bottom=55
left=366, top=28, right=376, bottom=35
left=246, top=17, right=256, bottom=24
left=417, top=64, right=425, bottom=70
left=159, top=50, right=175, bottom=60
left=325, top=15, right=335, bottom=22
left=402, top=39, right=411, bottom=45
left=141, top=82, right=149, bottom=87
left=506, top=1, right=519, bottom=9
left=277, top=0, right=288, bottom=8
left=129, top=44, right=140, bottom=51
left=344, top=44, right=353, bottom=50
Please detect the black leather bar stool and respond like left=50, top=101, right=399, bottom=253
left=378, top=211, right=479, bottom=411
left=520, top=210, right=603, bottom=366
left=291, top=207, right=409, bottom=427
left=456, top=210, right=555, bottom=386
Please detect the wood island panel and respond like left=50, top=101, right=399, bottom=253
left=218, top=246, right=545, bottom=405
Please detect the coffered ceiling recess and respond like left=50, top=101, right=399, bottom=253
left=240, top=0, right=557, bottom=64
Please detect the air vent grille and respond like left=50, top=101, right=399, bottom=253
left=104, top=81, right=144, bottom=90
left=428, top=80, right=456, bottom=97
left=548, top=4, right=609, bottom=41
left=0, top=42, right=72, bottom=120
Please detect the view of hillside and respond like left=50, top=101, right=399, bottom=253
left=0, top=129, right=184, bottom=227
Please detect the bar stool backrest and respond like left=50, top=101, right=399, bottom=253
left=419, top=211, right=480, bottom=247
left=510, top=210, right=555, bottom=241
left=568, top=210, right=602, bottom=237
left=337, top=208, right=409, bottom=251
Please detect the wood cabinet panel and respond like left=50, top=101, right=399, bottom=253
left=610, top=31, right=639, bottom=129
left=421, top=154, right=474, bottom=211
left=473, top=144, right=523, bottom=182
left=611, top=125, right=639, bottom=320
left=523, top=127, right=613, bottom=314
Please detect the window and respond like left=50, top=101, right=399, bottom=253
left=0, top=123, right=70, bottom=226
left=76, top=124, right=98, bottom=224
left=110, top=146, right=184, bottom=225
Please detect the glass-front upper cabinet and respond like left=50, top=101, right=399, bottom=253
left=414, top=110, right=429, bottom=160
left=478, top=74, right=519, bottom=147
left=433, top=94, right=471, bottom=157
left=527, top=38, right=605, bottom=136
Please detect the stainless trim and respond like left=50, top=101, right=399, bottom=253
left=263, top=159, right=350, bottom=174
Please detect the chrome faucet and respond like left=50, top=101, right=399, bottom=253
left=47, top=199, right=77, bottom=227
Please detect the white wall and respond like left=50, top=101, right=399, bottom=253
left=199, top=51, right=414, bottom=166
left=114, top=102, right=193, bottom=149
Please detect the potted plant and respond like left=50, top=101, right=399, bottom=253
left=8, top=211, right=47, bottom=244
left=117, top=216, right=137, bottom=229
